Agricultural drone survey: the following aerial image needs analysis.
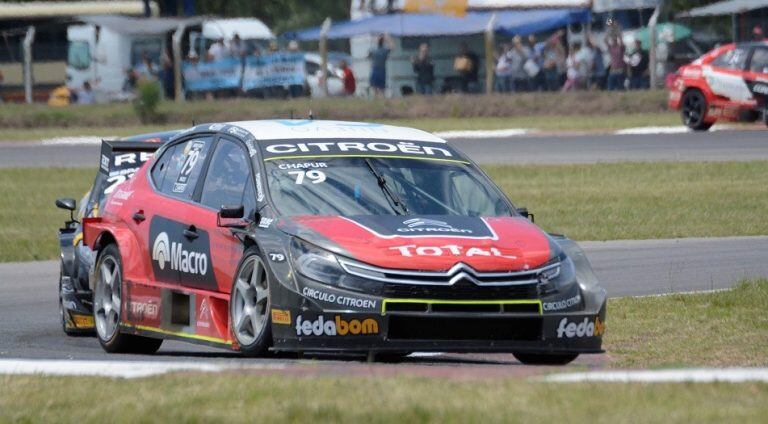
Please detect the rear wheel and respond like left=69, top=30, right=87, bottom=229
left=230, top=247, right=272, bottom=356
left=94, top=244, right=162, bottom=354
left=513, top=352, right=579, bottom=366
left=763, top=107, right=768, bottom=127
left=681, top=89, right=713, bottom=131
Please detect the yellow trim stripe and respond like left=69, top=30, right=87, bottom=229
left=123, top=324, right=232, bottom=345
left=264, top=154, right=469, bottom=164
left=73, top=232, right=84, bottom=246
left=381, top=299, right=543, bottom=315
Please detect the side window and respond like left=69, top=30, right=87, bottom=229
left=711, top=47, right=749, bottom=70
left=150, top=144, right=177, bottom=189
left=305, top=60, right=320, bottom=75
left=67, top=41, right=90, bottom=70
left=749, top=48, right=768, bottom=74
left=200, top=139, right=251, bottom=210
left=154, top=137, right=213, bottom=199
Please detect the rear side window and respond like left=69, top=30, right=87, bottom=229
left=711, top=47, right=748, bottom=70
left=152, top=137, right=213, bottom=199
left=749, top=48, right=768, bottom=74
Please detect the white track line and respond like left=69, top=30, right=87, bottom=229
left=0, top=359, right=284, bottom=379
left=41, top=136, right=107, bottom=146
left=614, top=124, right=734, bottom=135
left=434, top=129, right=534, bottom=139
left=544, top=368, right=768, bottom=383
left=614, top=288, right=731, bottom=299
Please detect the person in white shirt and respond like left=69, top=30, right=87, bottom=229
left=207, top=38, right=228, bottom=62
left=77, top=81, right=94, bottom=104
left=494, top=45, right=513, bottom=93
left=574, top=42, right=594, bottom=89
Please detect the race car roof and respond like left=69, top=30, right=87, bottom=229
left=226, top=120, right=447, bottom=143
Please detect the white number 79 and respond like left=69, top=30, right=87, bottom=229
left=288, top=170, right=326, bottom=185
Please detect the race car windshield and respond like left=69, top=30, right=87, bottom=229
left=265, top=157, right=513, bottom=217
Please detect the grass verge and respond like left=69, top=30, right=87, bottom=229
left=0, top=112, right=683, bottom=142
left=0, top=90, right=670, bottom=130
left=2, top=161, right=768, bottom=262
left=606, top=280, right=768, bottom=368
left=0, top=168, right=94, bottom=262
left=1, top=375, right=766, bottom=422
left=485, top=161, right=768, bottom=241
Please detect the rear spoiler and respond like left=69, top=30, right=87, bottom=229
left=86, top=140, right=164, bottom=218
left=98, top=139, right=163, bottom=177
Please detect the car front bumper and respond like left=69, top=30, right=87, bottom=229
left=270, top=280, right=605, bottom=354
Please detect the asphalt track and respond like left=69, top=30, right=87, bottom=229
left=1, top=129, right=767, bottom=167
left=2, top=236, right=766, bottom=365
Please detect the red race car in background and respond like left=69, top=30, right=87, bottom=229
left=669, top=40, right=768, bottom=131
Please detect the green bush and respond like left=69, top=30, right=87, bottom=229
left=133, top=81, right=163, bottom=124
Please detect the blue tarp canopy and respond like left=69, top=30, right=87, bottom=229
left=291, top=9, right=590, bottom=41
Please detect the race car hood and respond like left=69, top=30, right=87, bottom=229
left=280, top=215, right=554, bottom=272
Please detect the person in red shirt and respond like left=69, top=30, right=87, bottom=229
left=340, top=60, right=356, bottom=96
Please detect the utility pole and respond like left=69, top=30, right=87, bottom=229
left=319, top=18, right=332, bottom=97
left=22, top=26, right=35, bottom=104
left=648, top=1, right=663, bottom=89
left=484, top=13, right=497, bottom=94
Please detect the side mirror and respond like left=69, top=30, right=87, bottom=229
left=56, top=198, right=76, bottom=211
left=219, top=205, right=244, bottom=219
left=56, top=197, right=78, bottom=225
left=517, top=207, right=534, bottom=223
left=217, top=205, right=246, bottom=228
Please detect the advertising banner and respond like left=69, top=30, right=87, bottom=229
left=182, top=57, right=243, bottom=91
left=242, top=53, right=306, bottom=91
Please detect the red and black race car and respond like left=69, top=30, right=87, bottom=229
left=56, top=130, right=181, bottom=334
left=669, top=40, right=768, bottom=131
left=75, top=120, right=605, bottom=364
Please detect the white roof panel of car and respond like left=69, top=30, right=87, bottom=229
left=227, top=120, right=447, bottom=143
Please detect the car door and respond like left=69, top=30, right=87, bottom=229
left=745, top=46, right=768, bottom=103
left=706, top=46, right=752, bottom=102
left=182, top=135, right=258, bottom=293
left=142, top=135, right=214, bottom=288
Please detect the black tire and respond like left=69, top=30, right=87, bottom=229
left=59, top=262, right=79, bottom=336
left=230, top=246, right=273, bottom=356
left=94, top=243, right=163, bottom=354
left=513, top=352, right=579, bottom=366
left=681, top=89, right=713, bottom=131
left=763, top=107, right=768, bottom=128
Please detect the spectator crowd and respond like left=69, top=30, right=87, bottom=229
left=445, top=30, right=648, bottom=94
left=367, top=28, right=651, bottom=96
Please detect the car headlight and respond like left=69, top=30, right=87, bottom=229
left=289, top=238, right=383, bottom=294
left=537, top=254, right=576, bottom=295
left=290, top=238, right=344, bottom=284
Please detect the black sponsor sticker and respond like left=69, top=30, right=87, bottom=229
left=149, top=216, right=216, bottom=289
left=261, top=139, right=464, bottom=162
left=173, top=140, right=206, bottom=193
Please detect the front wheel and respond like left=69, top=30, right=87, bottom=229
left=230, top=247, right=273, bottom=356
left=681, top=89, right=713, bottom=131
left=513, top=352, right=579, bottom=366
left=94, top=243, right=162, bottom=354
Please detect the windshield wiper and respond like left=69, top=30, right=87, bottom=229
left=363, top=158, right=409, bottom=215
